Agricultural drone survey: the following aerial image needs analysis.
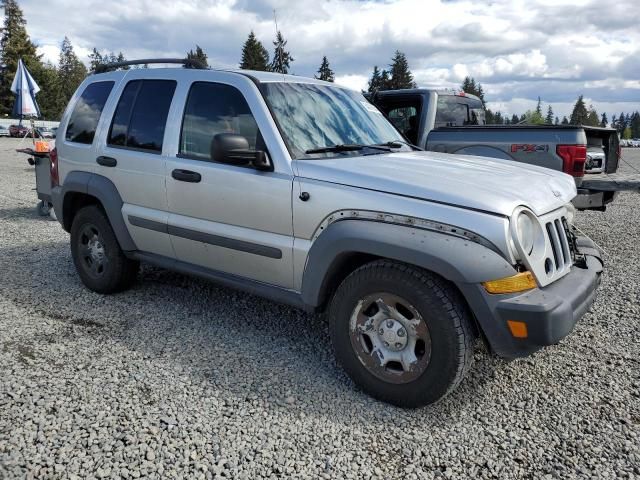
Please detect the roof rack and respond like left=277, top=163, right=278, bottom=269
left=92, top=58, right=207, bottom=74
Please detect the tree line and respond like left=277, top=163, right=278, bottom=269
left=1, top=0, right=635, bottom=132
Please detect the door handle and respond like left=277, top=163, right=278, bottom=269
left=96, top=156, right=117, bottom=167
left=171, top=169, right=201, bottom=183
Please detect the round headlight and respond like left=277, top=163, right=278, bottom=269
left=565, top=202, right=576, bottom=225
left=516, top=212, right=535, bottom=255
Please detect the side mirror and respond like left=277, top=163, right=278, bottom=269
left=211, top=133, right=273, bottom=171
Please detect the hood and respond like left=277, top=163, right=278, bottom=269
left=294, top=151, right=577, bottom=217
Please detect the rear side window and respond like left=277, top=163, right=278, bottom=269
left=65, top=81, right=114, bottom=144
left=180, top=82, right=260, bottom=161
left=108, top=79, right=176, bottom=153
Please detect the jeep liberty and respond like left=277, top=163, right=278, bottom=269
left=51, top=59, right=603, bottom=407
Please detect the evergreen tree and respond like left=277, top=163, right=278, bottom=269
left=36, top=62, right=63, bottom=119
left=386, top=50, right=416, bottom=90
left=185, top=45, right=208, bottom=68
left=510, top=114, right=520, bottom=124
left=57, top=37, right=87, bottom=106
left=600, top=112, right=608, bottom=127
left=0, top=0, right=42, bottom=116
left=239, top=31, right=269, bottom=71
left=315, top=55, right=334, bottom=82
left=380, top=69, right=390, bottom=90
left=555, top=116, right=560, bottom=125
left=460, top=76, right=486, bottom=106
left=569, top=95, right=589, bottom=125
left=88, top=48, right=103, bottom=71
left=367, top=66, right=383, bottom=93
left=629, top=111, right=640, bottom=138
left=535, top=97, right=542, bottom=116
left=270, top=30, right=293, bottom=74
left=586, top=106, right=599, bottom=127
left=561, top=116, right=569, bottom=125
left=545, top=105, right=554, bottom=124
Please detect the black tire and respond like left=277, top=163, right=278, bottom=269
left=328, top=260, right=475, bottom=408
left=70, top=205, right=138, bottom=294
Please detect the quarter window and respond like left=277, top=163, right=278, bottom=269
left=108, top=79, right=176, bottom=153
left=180, top=82, right=260, bottom=161
left=65, top=81, right=114, bottom=144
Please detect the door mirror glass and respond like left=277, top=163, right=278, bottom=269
left=211, top=133, right=272, bottom=171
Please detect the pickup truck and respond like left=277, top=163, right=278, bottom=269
left=370, top=89, right=637, bottom=211
left=52, top=62, right=603, bottom=407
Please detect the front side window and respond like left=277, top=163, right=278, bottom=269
left=65, top=81, right=114, bottom=144
left=180, top=82, right=260, bottom=161
left=108, top=79, right=176, bottom=153
left=434, top=95, right=486, bottom=128
left=262, top=82, right=407, bottom=159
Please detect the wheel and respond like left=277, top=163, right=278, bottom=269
left=328, top=260, right=475, bottom=407
left=70, top=205, right=139, bottom=294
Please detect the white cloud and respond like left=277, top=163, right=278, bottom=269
left=12, top=0, right=640, bottom=116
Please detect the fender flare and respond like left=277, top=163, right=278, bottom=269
left=57, top=171, right=136, bottom=251
left=300, top=219, right=516, bottom=307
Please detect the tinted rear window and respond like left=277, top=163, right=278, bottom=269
left=434, top=95, right=486, bottom=128
left=65, top=81, right=114, bottom=144
left=108, top=80, right=176, bottom=153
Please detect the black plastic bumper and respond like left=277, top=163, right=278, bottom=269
left=459, top=236, right=603, bottom=358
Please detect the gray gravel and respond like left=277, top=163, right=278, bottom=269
left=1, top=137, right=639, bottom=479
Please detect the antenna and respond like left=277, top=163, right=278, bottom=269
left=273, top=9, right=285, bottom=81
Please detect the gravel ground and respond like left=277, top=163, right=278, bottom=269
left=0, top=137, right=638, bottom=479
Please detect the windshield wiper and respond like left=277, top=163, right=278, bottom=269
left=374, top=140, right=424, bottom=151
left=305, top=143, right=393, bottom=154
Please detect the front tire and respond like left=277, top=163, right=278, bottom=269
left=70, top=205, right=139, bottom=294
left=328, top=260, right=475, bottom=407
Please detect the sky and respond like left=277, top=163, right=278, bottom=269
left=15, top=0, right=640, bottom=120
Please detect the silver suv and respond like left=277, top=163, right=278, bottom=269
left=51, top=60, right=603, bottom=407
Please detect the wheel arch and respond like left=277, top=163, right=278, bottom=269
left=301, top=220, right=517, bottom=310
left=58, top=171, right=136, bottom=251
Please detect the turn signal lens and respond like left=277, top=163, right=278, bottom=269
left=482, top=271, right=537, bottom=294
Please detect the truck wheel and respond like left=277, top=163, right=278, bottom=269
left=328, top=260, right=474, bottom=407
left=70, top=205, right=139, bottom=294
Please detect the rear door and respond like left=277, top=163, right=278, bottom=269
left=164, top=73, right=295, bottom=289
left=57, top=78, right=117, bottom=182
left=94, top=71, right=177, bottom=258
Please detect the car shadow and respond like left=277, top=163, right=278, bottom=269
left=0, top=239, right=509, bottom=423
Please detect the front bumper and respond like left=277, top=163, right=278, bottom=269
left=459, top=235, right=603, bottom=358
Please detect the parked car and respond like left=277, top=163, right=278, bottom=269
left=9, top=124, right=31, bottom=137
left=51, top=127, right=58, bottom=138
left=36, top=126, right=55, bottom=138
left=369, top=89, right=635, bottom=211
left=0, top=125, right=9, bottom=137
left=51, top=61, right=603, bottom=407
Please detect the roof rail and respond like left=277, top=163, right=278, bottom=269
left=92, top=58, right=207, bottom=74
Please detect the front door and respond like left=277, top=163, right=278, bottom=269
left=165, top=78, right=295, bottom=289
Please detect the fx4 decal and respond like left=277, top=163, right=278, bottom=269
left=511, top=144, right=549, bottom=153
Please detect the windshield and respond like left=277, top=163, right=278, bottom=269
left=434, top=95, right=486, bottom=127
left=262, top=82, right=408, bottom=159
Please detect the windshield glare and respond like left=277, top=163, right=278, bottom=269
left=262, top=82, right=407, bottom=159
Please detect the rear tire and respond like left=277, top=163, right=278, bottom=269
left=328, top=260, right=475, bottom=407
left=70, top=205, right=138, bottom=294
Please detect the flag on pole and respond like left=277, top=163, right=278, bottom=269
left=11, top=58, right=41, bottom=119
